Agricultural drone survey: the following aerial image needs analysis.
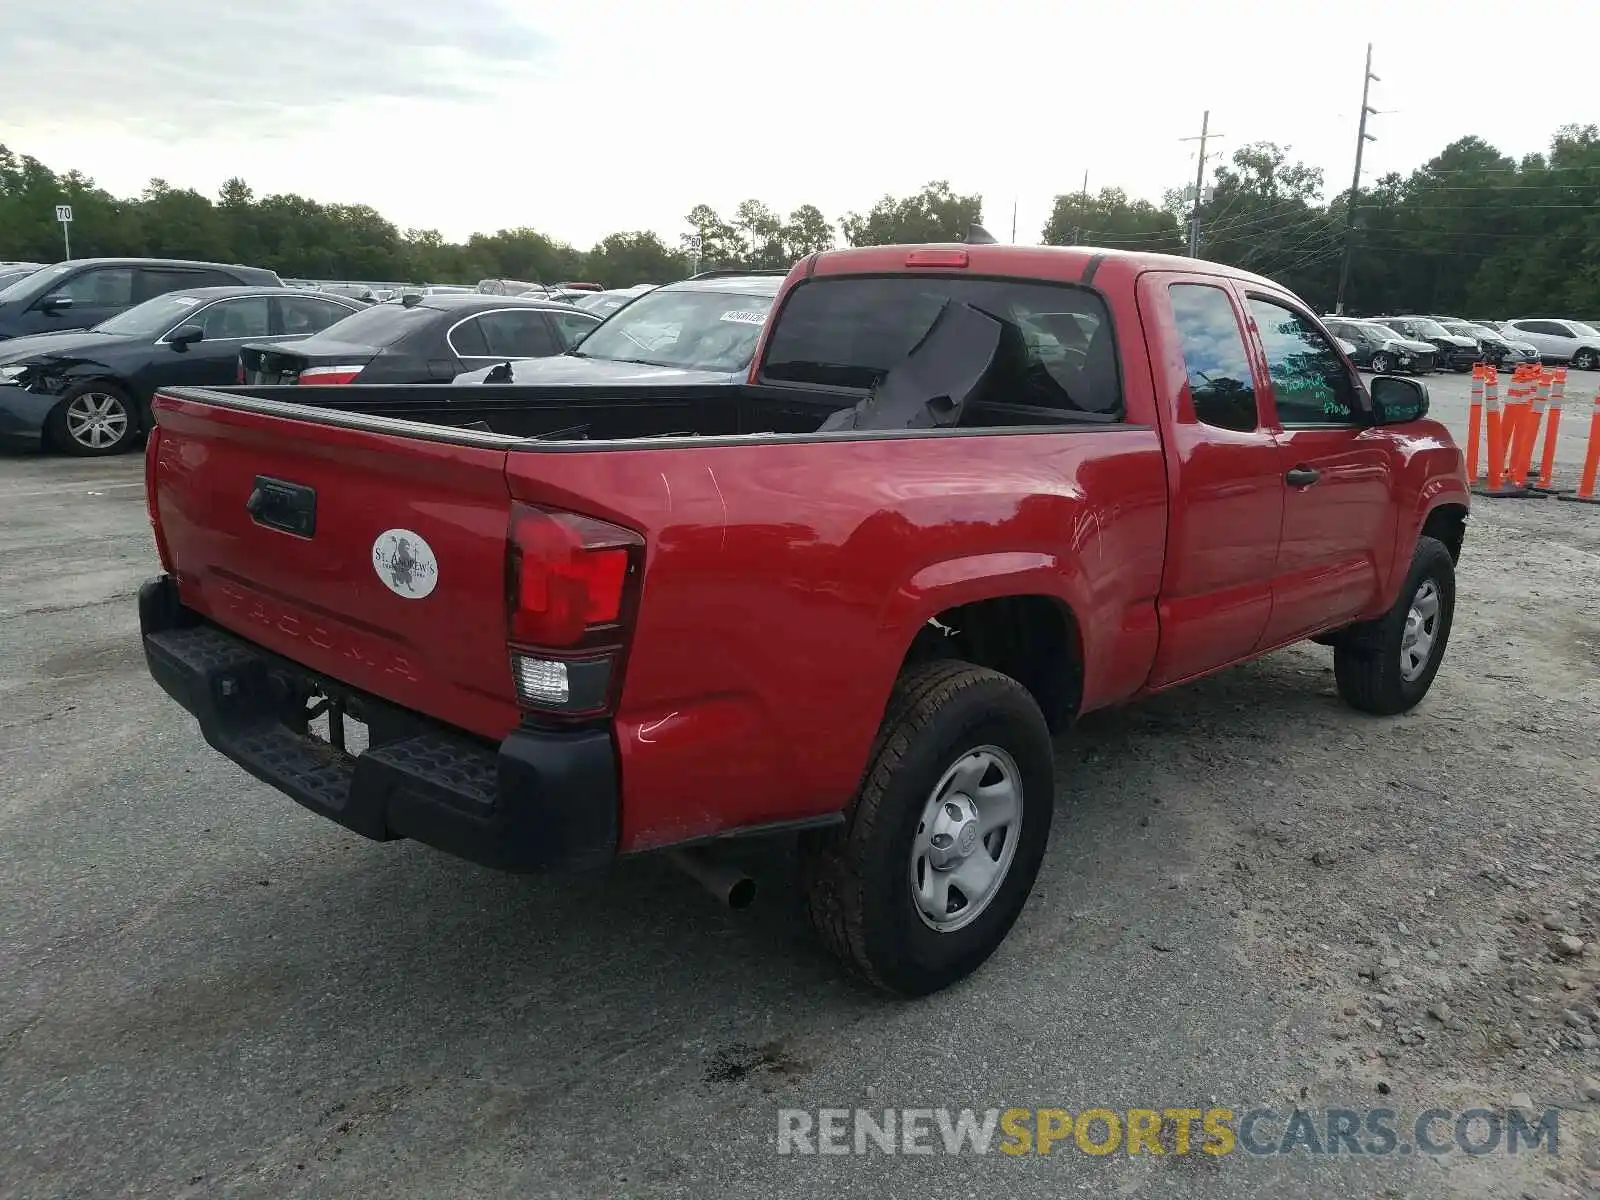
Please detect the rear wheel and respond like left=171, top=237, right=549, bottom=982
left=1370, top=352, right=1393, bottom=373
left=1333, top=536, right=1455, bottom=716
left=1574, top=348, right=1598, bottom=371
left=48, top=382, right=139, bottom=456
left=800, top=660, right=1055, bottom=997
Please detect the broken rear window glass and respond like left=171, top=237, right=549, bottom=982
left=761, top=276, right=1121, bottom=420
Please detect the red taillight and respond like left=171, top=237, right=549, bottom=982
left=145, top=426, right=174, bottom=573
left=508, top=505, right=642, bottom=647
left=906, top=249, right=968, bottom=268
left=297, top=365, right=365, bottom=386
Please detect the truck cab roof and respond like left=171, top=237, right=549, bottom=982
left=803, top=243, right=1288, bottom=294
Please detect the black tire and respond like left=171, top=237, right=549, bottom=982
left=1333, top=536, right=1455, bottom=716
left=46, top=380, right=139, bottom=456
left=799, top=660, right=1055, bottom=997
left=1574, top=348, right=1598, bottom=371
left=1370, top=352, right=1393, bottom=374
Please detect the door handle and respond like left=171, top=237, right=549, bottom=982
left=1285, top=466, right=1321, bottom=488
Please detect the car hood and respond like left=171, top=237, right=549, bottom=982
left=1384, top=337, right=1437, bottom=354
left=1437, top=334, right=1477, bottom=349
left=452, top=354, right=739, bottom=386
left=0, top=329, right=126, bottom=365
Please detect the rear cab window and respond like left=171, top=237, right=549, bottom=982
left=759, top=275, right=1122, bottom=422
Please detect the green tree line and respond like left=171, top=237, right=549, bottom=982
left=2, top=124, right=1594, bottom=315
left=1045, top=123, right=1600, bottom=316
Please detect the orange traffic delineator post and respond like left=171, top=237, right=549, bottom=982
left=1532, top=367, right=1570, bottom=493
left=1466, top=364, right=1485, bottom=482
left=1473, top=368, right=1526, bottom=498
left=1511, top=369, right=1551, bottom=487
left=1556, top=384, right=1600, bottom=506
left=1502, top=366, right=1533, bottom=479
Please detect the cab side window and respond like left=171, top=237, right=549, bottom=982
left=195, top=297, right=272, bottom=339
left=1246, top=298, right=1363, bottom=426
left=48, top=267, right=135, bottom=308
left=1169, top=283, right=1258, bottom=432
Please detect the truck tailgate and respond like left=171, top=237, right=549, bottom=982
left=149, top=389, right=522, bottom=740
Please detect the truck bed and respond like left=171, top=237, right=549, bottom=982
left=185, top=380, right=1117, bottom=445
left=196, top=382, right=842, bottom=442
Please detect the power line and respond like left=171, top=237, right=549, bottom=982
left=1406, top=164, right=1600, bottom=176
left=1363, top=202, right=1600, bottom=211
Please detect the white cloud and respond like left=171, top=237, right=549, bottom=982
left=1, top=0, right=1590, bottom=251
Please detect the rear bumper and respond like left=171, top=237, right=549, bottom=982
left=139, top=574, right=618, bottom=873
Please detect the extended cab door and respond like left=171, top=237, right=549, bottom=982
left=1140, top=274, right=1285, bottom=689
left=1241, top=292, right=1396, bottom=647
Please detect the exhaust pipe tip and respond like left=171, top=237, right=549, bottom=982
left=669, top=847, right=756, bottom=910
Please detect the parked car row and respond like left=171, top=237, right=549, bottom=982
left=0, top=285, right=362, bottom=454
left=3, top=247, right=1589, bottom=461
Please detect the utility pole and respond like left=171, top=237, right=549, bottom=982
left=1180, top=111, right=1223, bottom=258
left=1334, top=43, right=1379, bottom=315
left=1073, top=170, right=1089, bottom=243
left=1011, top=197, right=1018, bottom=243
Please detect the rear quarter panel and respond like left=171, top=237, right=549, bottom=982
left=506, top=429, right=1167, bottom=852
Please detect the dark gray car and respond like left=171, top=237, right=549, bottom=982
left=0, top=258, right=283, bottom=341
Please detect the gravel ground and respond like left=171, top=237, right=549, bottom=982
left=2, top=395, right=1599, bottom=1199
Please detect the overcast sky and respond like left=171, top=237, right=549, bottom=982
left=2, top=0, right=1591, bottom=250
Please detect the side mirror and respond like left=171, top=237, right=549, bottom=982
left=39, top=294, right=74, bottom=313
left=168, top=324, right=204, bottom=350
left=1370, top=374, right=1429, bottom=425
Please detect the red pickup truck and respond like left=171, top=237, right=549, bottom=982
left=139, top=243, right=1469, bottom=996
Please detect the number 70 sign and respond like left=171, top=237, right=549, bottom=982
left=55, top=205, right=73, bottom=223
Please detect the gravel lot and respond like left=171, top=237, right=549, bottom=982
left=3, top=375, right=1600, bottom=1200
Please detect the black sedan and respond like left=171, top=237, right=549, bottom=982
left=0, top=286, right=362, bottom=455
left=238, top=293, right=600, bottom=387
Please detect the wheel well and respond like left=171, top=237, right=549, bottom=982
left=1421, top=503, right=1467, bottom=563
left=899, top=595, right=1082, bottom=733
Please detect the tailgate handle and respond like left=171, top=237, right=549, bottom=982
left=246, top=476, right=317, bottom=538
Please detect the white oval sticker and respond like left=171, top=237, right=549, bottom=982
left=371, top=528, right=439, bottom=599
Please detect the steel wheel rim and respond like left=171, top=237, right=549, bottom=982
left=1400, top=578, right=1440, bottom=682
left=909, top=744, right=1022, bottom=933
left=65, top=392, right=129, bottom=449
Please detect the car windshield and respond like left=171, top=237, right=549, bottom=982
left=571, top=288, right=774, bottom=371
left=0, top=261, right=72, bottom=302
left=1402, top=317, right=1451, bottom=338
left=94, top=293, right=213, bottom=338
